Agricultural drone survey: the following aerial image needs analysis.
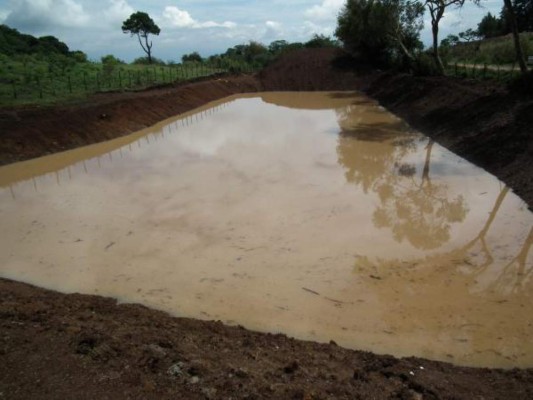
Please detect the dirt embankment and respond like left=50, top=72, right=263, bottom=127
left=1, top=48, right=533, bottom=399
left=0, top=75, right=261, bottom=165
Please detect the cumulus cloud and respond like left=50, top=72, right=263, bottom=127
left=162, top=6, right=236, bottom=29
left=103, top=0, right=134, bottom=24
left=265, top=20, right=283, bottom=38
left=0, top=9, right=9, bottom=23
left=4, top=0, right=89, bottom=31
left=304, top=0, right=344, bottom=21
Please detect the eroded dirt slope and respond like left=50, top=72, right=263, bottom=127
left=0, top=75, right=260, bottom=165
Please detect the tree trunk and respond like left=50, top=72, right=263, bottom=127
left=144, top=36, right=153, bottom=64
left=503, top=0, right=528, bottom=74
left=397, top=38, right=415, bottom=64
left=431, top=19, right=445, bottom=75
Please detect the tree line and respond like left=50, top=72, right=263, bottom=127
left=334, top=0, right=530, bottom=75
left=118, top=1, right=530, bottom=77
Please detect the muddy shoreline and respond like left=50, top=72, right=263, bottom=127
left=1, top=48, right=533, bottom=398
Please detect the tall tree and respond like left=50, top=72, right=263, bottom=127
left=458, top=28, right=480, bottom=42
left=335, top=0, right=424, bottom=67
left=424, top=0, right=477, bottom=74
left=502, top=0, right=528, bottom=73
left=500, top=0, right=533, bottom=33
left=477, top=12, right=504, bottom=38
left=122, top=12, right=160, bottom=64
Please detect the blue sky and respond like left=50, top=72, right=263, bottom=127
left=0, top=0, right=502, bottom=62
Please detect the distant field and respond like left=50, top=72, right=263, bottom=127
left=445, top=32, right=533, bottom=65
left=0, top=58, right=254, bottom=106
left=446, top=61, right=525, bottom=82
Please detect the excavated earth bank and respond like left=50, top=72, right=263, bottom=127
left=1, top=48, right=532, bottom=399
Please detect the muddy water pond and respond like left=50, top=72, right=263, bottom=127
left=0, top=92, right=532, bottom=368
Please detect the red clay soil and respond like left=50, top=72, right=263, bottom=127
left=1, top=48, right=533, bottom=399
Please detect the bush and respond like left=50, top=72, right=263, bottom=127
left=132, top=56, right=165, bottom=65
left=101, top=54, right=125, bottom=65
left=181, top=52, right=203, bottom=63
left=305, top=34, right=340, bottom=48
left=70, top=51, right=88, bottom=63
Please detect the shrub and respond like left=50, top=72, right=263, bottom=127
left=132, top=56, right=165, bottom=65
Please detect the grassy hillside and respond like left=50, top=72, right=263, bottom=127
left=444, top=32, right=533, bottom=65
left=0, top=25, right=244, bottom=106
left=0, top=54, right=232, bottom=106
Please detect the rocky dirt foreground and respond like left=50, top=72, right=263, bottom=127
left=1, top=48, right=532, bottom=399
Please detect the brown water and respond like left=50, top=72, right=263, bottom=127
left=0, top=92, right=532, bottom=368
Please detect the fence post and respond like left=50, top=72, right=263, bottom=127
left=96, top=72, right=100, bottom=90
left=68, top=75, right=72, bottom=93
left=454, top=62, right=458, bottom=77
left=12, top=81, right=17, bottom=99
left=119, top=70, right=122, bottom=89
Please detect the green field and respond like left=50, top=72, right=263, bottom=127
left=0, top=56, right=255, bottom=106
left=444, top=32, right=533, bottom=65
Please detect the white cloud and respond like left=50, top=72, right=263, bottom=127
left=439, top=11, right=464, bottom=30
left=265, top=20, right=283, bottom=37
left=304, top=0, right=344, bottom=21
left=162, top=6, right=236, bottom=29
left=103, top=0, right=134, bottom=24
left=265, top=21, right=282, bottom=31
left=0, top=9, right=9, bottom=23
left=5, top=0, right=89, bottom=30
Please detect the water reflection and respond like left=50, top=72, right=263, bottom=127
left=0, top=97, right=237, bottom=192
left=336, top=106, right=468, bottom=250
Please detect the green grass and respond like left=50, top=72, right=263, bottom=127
left=445, top=61, right=525, bottom=83
left=444, top=32, right=533, bottom=65
left=0, top=55, right=256, bottom=107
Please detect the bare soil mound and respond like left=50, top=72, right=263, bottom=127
left=1, top=49, right=533, bottom=399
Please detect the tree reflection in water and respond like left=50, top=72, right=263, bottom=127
left=335, top=105, right=468, bottom=250
left=335, top=103, right=532, bottom=296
